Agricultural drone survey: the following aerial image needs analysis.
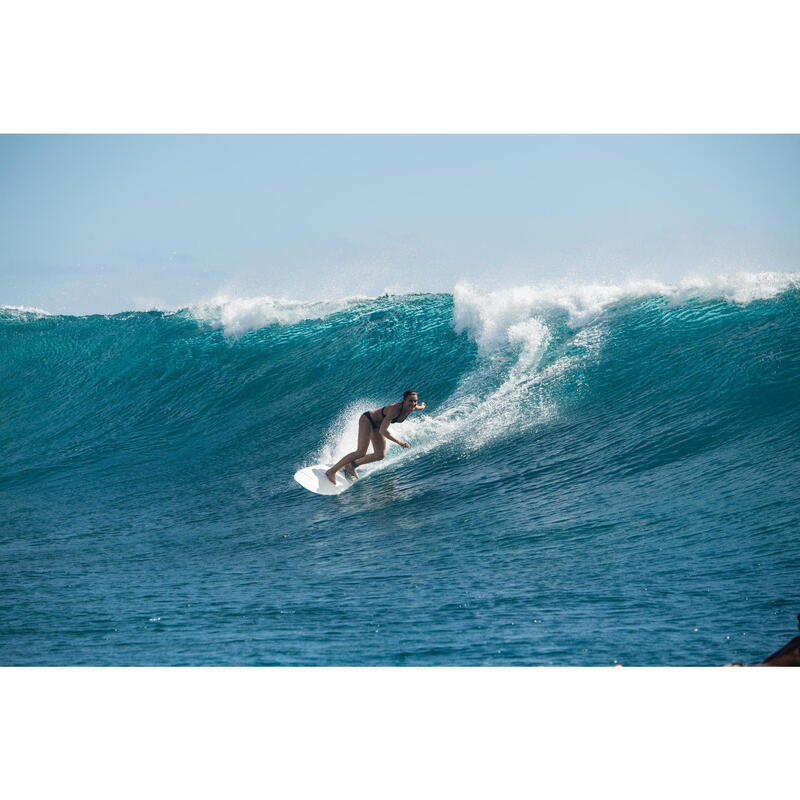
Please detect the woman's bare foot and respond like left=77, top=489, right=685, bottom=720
left=344, top=462, right=359, bottom=479
left=325, top=468, right=337, bottom=485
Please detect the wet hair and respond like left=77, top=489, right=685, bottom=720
left=403, top=389, right=417, bottom=401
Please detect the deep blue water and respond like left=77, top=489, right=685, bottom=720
left=2, top=275, right=799, bottom=664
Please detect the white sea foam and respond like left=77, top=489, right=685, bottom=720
left=1, top=304, right=52, bottom=317
left=453, top=271, right=798, bottom=353
left=189, top=293, right=368, bottom=337
left=436, top=271, right=799, bottom=457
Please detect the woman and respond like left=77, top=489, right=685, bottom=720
left=326, top=389, right=426, bottom=484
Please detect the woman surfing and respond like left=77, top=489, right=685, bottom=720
left=326, top=389, right=426, bottom=485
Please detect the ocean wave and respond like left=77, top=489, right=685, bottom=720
left=3, top=273, right=797, bottom=490
left=3, top=272, right=798, bottom=665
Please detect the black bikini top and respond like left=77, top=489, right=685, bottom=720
left=378, top=404, right=402, bottom=424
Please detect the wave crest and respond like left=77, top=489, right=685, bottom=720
left=188, top=293, right=368, bottom=337
left=454, top=271, right=798, bottom=354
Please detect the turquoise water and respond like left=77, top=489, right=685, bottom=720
left=2, top=274, right=799, bottom=665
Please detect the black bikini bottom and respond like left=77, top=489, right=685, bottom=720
left=363, top=411, right=379, bottom=430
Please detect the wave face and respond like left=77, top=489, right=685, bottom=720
left=2, top=273, right=799, bottom=665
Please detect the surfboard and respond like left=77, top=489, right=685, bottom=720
left=293, top=464, right=357, bottom=495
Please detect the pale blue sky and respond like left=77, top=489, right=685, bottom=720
left=1, top=135, right=798, bottom=313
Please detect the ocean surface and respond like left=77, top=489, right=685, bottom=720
left=2, top=273, right=799, bottom=665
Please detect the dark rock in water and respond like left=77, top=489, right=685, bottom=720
left=760, top=613, right=800, bottom=666
left=728, top=613, right=800, bottom=666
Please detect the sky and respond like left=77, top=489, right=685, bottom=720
left=1, top=134, right=799, bottom=314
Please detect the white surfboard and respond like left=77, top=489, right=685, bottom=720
left=293, top=464, right=357, bottom=495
